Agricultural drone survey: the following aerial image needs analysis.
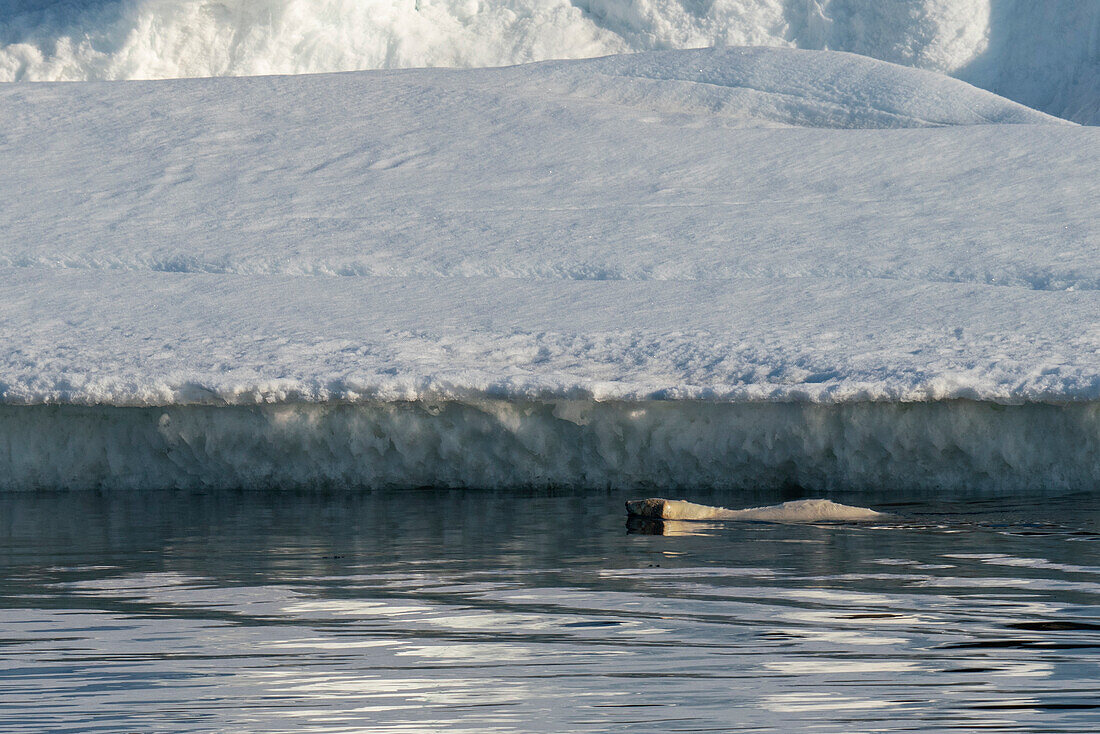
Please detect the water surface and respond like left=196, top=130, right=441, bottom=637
left=2, top=488, right=1099, bottom=732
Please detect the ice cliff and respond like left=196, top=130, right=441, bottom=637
left=2, top=0, right=1098, bottom=123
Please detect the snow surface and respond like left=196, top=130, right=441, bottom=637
left=1, top=0, right=1098, bottom=123
left=625, top=498, right=884, bottom=521
left=1, top=46, right=1098, bottom=491
left=1, top=48, right=1095, bottom=407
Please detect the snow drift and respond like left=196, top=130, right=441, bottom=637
left=1, top=0, right=1098, bottom=123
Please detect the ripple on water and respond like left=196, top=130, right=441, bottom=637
left=0, top=488, right=1098, bottom=732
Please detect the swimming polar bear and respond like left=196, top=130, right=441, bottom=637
left=625, top=497, right=884, bottom=523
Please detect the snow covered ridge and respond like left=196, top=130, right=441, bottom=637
left=532, top=49, right=1062, bottom=128
left=1, top=401, right=1098, bottom=492
left=1, top=0, right=1098, bottom=123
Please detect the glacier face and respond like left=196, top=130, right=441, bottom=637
left=1, top=0, right=1098, bottom=123
left=3, top=401, right=1098, bottom=492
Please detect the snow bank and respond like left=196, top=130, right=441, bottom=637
left=2, top=400, right=1098, bottom=492
left=533, top=48, right=1060, bottom=128
left=1, top=0, right=1097, bottom=122
left=625, top=498, right=884, bottom=522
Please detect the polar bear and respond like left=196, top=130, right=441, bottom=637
left=626, top=497, right=884, bottom=522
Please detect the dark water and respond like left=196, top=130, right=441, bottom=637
left=2, top=488, right=1099, bottom=732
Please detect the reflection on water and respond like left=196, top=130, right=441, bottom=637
left=626, top=516, right=731, bottom=535
left=1, top=488, right=1099, bottom=732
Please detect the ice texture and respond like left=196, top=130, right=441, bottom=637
left=1, top=46, right=1098, bottom=492
left=1, top=0, right=1098, bottom=123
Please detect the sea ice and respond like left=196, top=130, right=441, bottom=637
left=0, top=45, right=1096, bottom=491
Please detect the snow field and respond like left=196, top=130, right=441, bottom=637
left=1, top=49, right=1096, bottom=410
left=3, top=270, right=1100, bottom=406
